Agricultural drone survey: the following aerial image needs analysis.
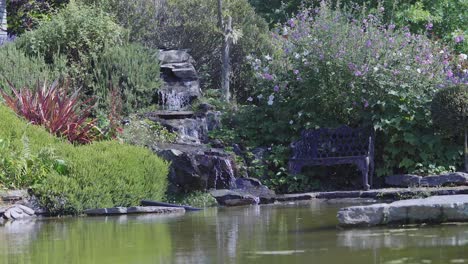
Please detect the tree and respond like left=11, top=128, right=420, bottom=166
left=217, top=0, right=232, bottom=102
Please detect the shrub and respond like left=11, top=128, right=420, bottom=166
left=15, top=2, right=126, bottom=90
left=228, top=2, right=462, bottom=191
left=431, top=85, right=468, bottom=171
left=121, top=115, right=177, bottom=147
left=0, top=44, right=65, bottom=89
left=0, top=80, right=96, bottom=144
left=92, top=43, right=161, bottom=114
left=6, top=0, right=68, bottom=36
left=0, top=104, right=169, bottom=214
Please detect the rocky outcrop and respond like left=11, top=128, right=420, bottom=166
left=210, top=189, right=260, bottom=206
left=152, top=143, right=237, bottom=192
left=337, top=195, right=468, bottom=227
left=385, top=172, right=468, bottom=188
left=210, top=178, right=276, bottom=206
left=158, top=50, right=201, bottom=110
left=84, top=206, right=185, bottom=216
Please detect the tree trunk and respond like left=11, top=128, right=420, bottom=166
left=465, top=127, right=467, bottom=172
left=0, top=0, right=7, bottom=40
left=221, top=16, right=232, bottom=103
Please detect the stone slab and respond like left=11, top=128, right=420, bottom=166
left=337, top=195, right=468, bottom=227
left=84, top=206, right=185, bottom=216
left=385, top=172, right=468, bottom=187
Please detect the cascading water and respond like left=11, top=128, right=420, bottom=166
left=158, top=90, right=190, bottom=111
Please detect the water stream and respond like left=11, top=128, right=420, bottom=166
left=1, top=200, right=467, bottom=264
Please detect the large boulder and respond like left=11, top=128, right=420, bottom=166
left=151, top=143, right=238, bottom=192
left=337, top=195, right=468, bottom=227
left=210, top=189, right=260, bottom=206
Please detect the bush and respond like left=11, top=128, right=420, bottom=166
left=227, top=2, right=462, bottom=191
left=6, top=0, right=68, bottom=36
left=0, top=44, right=65, bottom=89
left=15, top=2, right=126, bottom=90
left=1, top=80, right=96, bottom=144
left=92, top=43, right=161, bottom=114
left=0, top=104, right=169, bottom=214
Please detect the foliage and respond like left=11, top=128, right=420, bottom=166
left=15, top=2, right=126, bottom=90
left=431, top=85, right=468, bottom=136
left=164, top=191, right=218, bottom=208
left=86, top=0, right=272, bottom=101
left=0, top=104, right=169, bottom=214
left=248, top=0, right=303, bottom=26
left=0, top=80, right=96, bottom=144
left=226, top=2, right=463, bottom=192
left=34, top=141, right=169, bottom=215
left=6, top=0, right=68, bottom=36
left=92, top=43, right=161, bottom=114
left=121, top=115, right=177, bottom=146
left=0, top=135, right=67, bottom=189
left=0, top=44, right=65, bottom=89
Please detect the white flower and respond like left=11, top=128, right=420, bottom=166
left=289, top=120, right=294, bottom=125
left=282, top=26, right=288, bottom=36
left=373, top=67, right=379, bottom=72
left=439, top=50, right=445, bottom=54
left=405, top=66, right=411, bottom=71
left=459, top=53, right=468, bottom=61
left=298, top=111, right=303, bottom=117
left=257, top=94, right=263, bottom=99
left=246, top=55, right=253, bottom=61
left=247, top=97, right=253, bottom=102
left=294, top=53, right=301, bottom=59
left=417, top=68, right=422, bottom=74
left=254, top=58, right=261, bottom=64
left=264, top=54, right=272, bottom=61
left=267, top=95, right=275, bottom=105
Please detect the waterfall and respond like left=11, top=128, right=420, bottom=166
left=158, top=90, right=190, bottom=111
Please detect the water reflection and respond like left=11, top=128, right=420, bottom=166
left=0, top=201, right=467, bottom=264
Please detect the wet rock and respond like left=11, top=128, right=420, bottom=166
left=337, top=195, right=468, bottom=227
left=210, top=189, right=259, bottom=206
left=234, top=178, right=276, bottom=204
left=84, top=206, right=185, bottom=216
left=158, top=50, right=201, bottom=110
left=0, top=189, right=28, bottom=203
left=152, top=143, right=238, bottom=192
left=275, top=193, right=315, bottom=202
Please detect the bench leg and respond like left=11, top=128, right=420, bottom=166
left=360, top=158, right=370, bottom=190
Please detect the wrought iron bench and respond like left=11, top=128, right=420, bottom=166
left=289, top=126, right=374, bottom=190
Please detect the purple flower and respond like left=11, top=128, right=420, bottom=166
left=446, top=70, right=454, bottom=78
left=363, top=99, right=369, bottom=108
left=296, top=77, right=303, bottom=81
left=405, top=32, right=411, bottom=38
left=454, top=35, right=465, bottom=43
left=354, top=70, right=363, bottom=77
left=262, top=73, right=274, bottom=80
left=273, top=85, right=280, bottom=92
left=425, top=22, right=433, bottom=31
left=388, top=24, right=396, bottom=30
left=366, top=39, right=372, bottom=48
left=293, top=69, right=300, bottom=75
left=288, top=19, right=296, bottom=28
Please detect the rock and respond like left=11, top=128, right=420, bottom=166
left=158, top=50, right=201, bottom=110
left=420, top=172, right=468, bottom=187
left=385, top=174, right=421, bottom=187
left=2, top=204, right=35, bottom=220
left=275, top=193, right=315, bottom=202
left=0, top=190, right=28, bottom=203
left=337, top=195, right=468, bottom=227
left=197, top=103, right=215, bottom=113
left=84, top=206, right=185, bottom=216
left=210, top=189, right=259, bottom=206
left=234, top=178, right=276, bottom=204
left=385, top=172, right=468, bottom=188
left=152, top=143, right=238, bottom=192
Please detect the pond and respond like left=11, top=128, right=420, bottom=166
left=1, top=200, right=467, bottom=264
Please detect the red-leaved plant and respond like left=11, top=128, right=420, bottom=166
left=0, top=80, right=97, bottom=144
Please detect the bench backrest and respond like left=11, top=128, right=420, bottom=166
left=292, top=126, right=374, bottom=159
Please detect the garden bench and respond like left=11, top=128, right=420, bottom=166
left=289, top=126, right=374, bottom=190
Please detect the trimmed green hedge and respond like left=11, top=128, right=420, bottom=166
left=0, top=104, right=169, bottom=215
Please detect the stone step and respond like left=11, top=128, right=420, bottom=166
left=84, top=206, right=185, bottom=216
left=337, top=195, right=468, bottom=227
left=146, top=111, right=195, bottom=120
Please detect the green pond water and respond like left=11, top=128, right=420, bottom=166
left=1, top=200, right=467, bottom=264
